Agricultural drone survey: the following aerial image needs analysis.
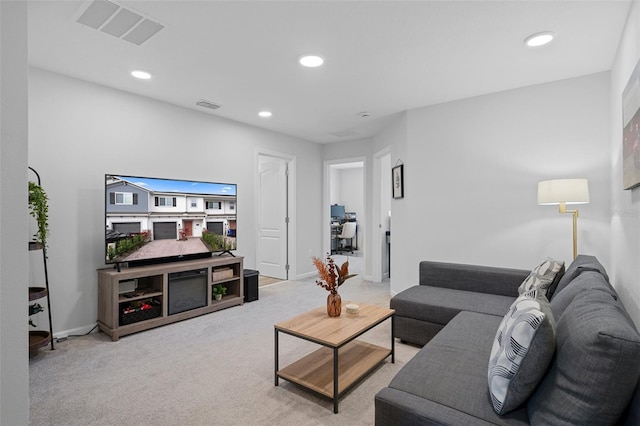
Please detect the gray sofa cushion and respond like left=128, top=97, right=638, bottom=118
left=394, top=316, right=444, bottom=347
left=387, top=311, right=529, bottom=424
left=488, top=289, right=556, bottom=415
left=527, top=289, right=640, bottom=424
left=391, top=285, right=516, bottom=326
left=550, top=254, right=610, bottom=299
left=550, top=270, right=618, bottom=321
left=375, top=387, right=527, bottom=426
left=621, top=379, right=640, bottom=425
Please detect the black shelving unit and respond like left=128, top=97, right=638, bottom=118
left=28, top=167, right=54, bottom=352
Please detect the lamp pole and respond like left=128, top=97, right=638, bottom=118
left=559, top=202, right=579, bottom=260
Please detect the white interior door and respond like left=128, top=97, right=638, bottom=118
left=257, top=155, right=288, bottom=279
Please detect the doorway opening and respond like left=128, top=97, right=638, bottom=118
left=325, top=158, right=366, bottom=278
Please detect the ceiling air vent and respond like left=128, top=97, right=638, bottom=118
left=76, top=0, right=164, bottom=46
left=196, top=100, right=222, bottom=110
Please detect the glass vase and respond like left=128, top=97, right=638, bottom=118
left=327, top=292, right=342, bottom=317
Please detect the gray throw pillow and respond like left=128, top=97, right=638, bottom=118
left=518, top=258, right=565, bottom=298
left=488, top=289, right=556, bottom=415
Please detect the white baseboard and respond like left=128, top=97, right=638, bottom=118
left=54, top=323, right=98, bottom=340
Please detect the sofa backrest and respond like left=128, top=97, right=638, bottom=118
left=550, top=254, right=610, bottom=299
left=418, top=261, right=529, bottom=297
left=527, top=256, right=640, bottom=424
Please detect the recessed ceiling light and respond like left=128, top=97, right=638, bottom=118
left=524, top=31, right=555, bottom=47
left=299, top=55, right=324, bottom=68
left=131, top=70, right=152, bottom=79
left=258, top=111, right=272, bottom=118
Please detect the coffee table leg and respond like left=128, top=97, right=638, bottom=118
left=333, top=347, right=339, bottom=413
left=274, top=329, right=279, bottom=386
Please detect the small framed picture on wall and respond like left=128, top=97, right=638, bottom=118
left=392, top=164, right=404, bottom=199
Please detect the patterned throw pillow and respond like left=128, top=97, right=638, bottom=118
left=518, top=258, right=565, bottom=297
left=488, top=289, right=556, bottom=415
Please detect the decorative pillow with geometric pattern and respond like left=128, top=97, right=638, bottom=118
left=518, top=258, right=565, bottom=298
left=488, top=289, right=556, bottom=415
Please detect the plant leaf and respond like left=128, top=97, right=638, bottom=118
left=339, top=260, right=349, bottom=277
left=338, top=273, right=357, bottom=286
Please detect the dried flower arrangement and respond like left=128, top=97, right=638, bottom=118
left=312, top=254, right=357, bottom=294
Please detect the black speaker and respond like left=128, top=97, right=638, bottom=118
left=243, top=269, right=259, bottom=302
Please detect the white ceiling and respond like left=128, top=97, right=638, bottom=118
left=28, top=0, right=631, bottom=144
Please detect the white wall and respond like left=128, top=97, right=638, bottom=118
left=0, top=2, right=29, bottom=423
left=372, top=114, right=408, bottom=284
left=340, top=168, right=364, bottom=217
left=610, top=0, right=640, bottom=327
left=329, top=167, right=340, bottom=204
left=28, top=68, right=323, bottom=336
left=390, top=73, right=612, bottom=297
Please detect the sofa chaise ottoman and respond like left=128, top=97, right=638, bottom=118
left=375, top=255, right=640, bottom=425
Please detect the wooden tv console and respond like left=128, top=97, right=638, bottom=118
left=97, top=256, right=243, bottom=341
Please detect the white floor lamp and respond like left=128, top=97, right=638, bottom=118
left=537, top=179, right=590, bottom=259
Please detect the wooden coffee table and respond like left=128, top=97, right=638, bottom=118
left=274, top=302, right=395, bottom=413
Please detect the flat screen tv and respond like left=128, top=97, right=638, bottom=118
left=105, top=174, right=237, bottom=266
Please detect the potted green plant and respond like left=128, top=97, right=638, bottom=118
left=28, top=181, right=49, bottom=250
left=213, top=284, right=227, bottom=301
left=29, top=303, right=45, bottom=328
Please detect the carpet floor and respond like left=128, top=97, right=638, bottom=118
left=29, top=276, right=419, bottom=426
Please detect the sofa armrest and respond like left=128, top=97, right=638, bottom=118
left=418, top=261, right=530, bottom=297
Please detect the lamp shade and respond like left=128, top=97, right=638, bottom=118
left=538, top=179, right=589, bottom=205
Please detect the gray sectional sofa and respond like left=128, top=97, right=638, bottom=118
left=375, top=255, right=640, bottom=425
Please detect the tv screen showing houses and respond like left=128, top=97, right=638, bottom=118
left=105, top=175, right=237, bottom=264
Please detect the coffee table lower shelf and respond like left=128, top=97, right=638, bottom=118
left=277, top=340, right=391, bottom=400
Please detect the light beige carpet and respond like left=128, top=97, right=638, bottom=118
left=29, top=276, right=419, bottom=426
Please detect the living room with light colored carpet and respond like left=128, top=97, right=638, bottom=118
left=29, top=274, right=417, bottom=425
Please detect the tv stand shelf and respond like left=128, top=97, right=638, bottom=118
left=98, top=256, right=243, bottom=341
